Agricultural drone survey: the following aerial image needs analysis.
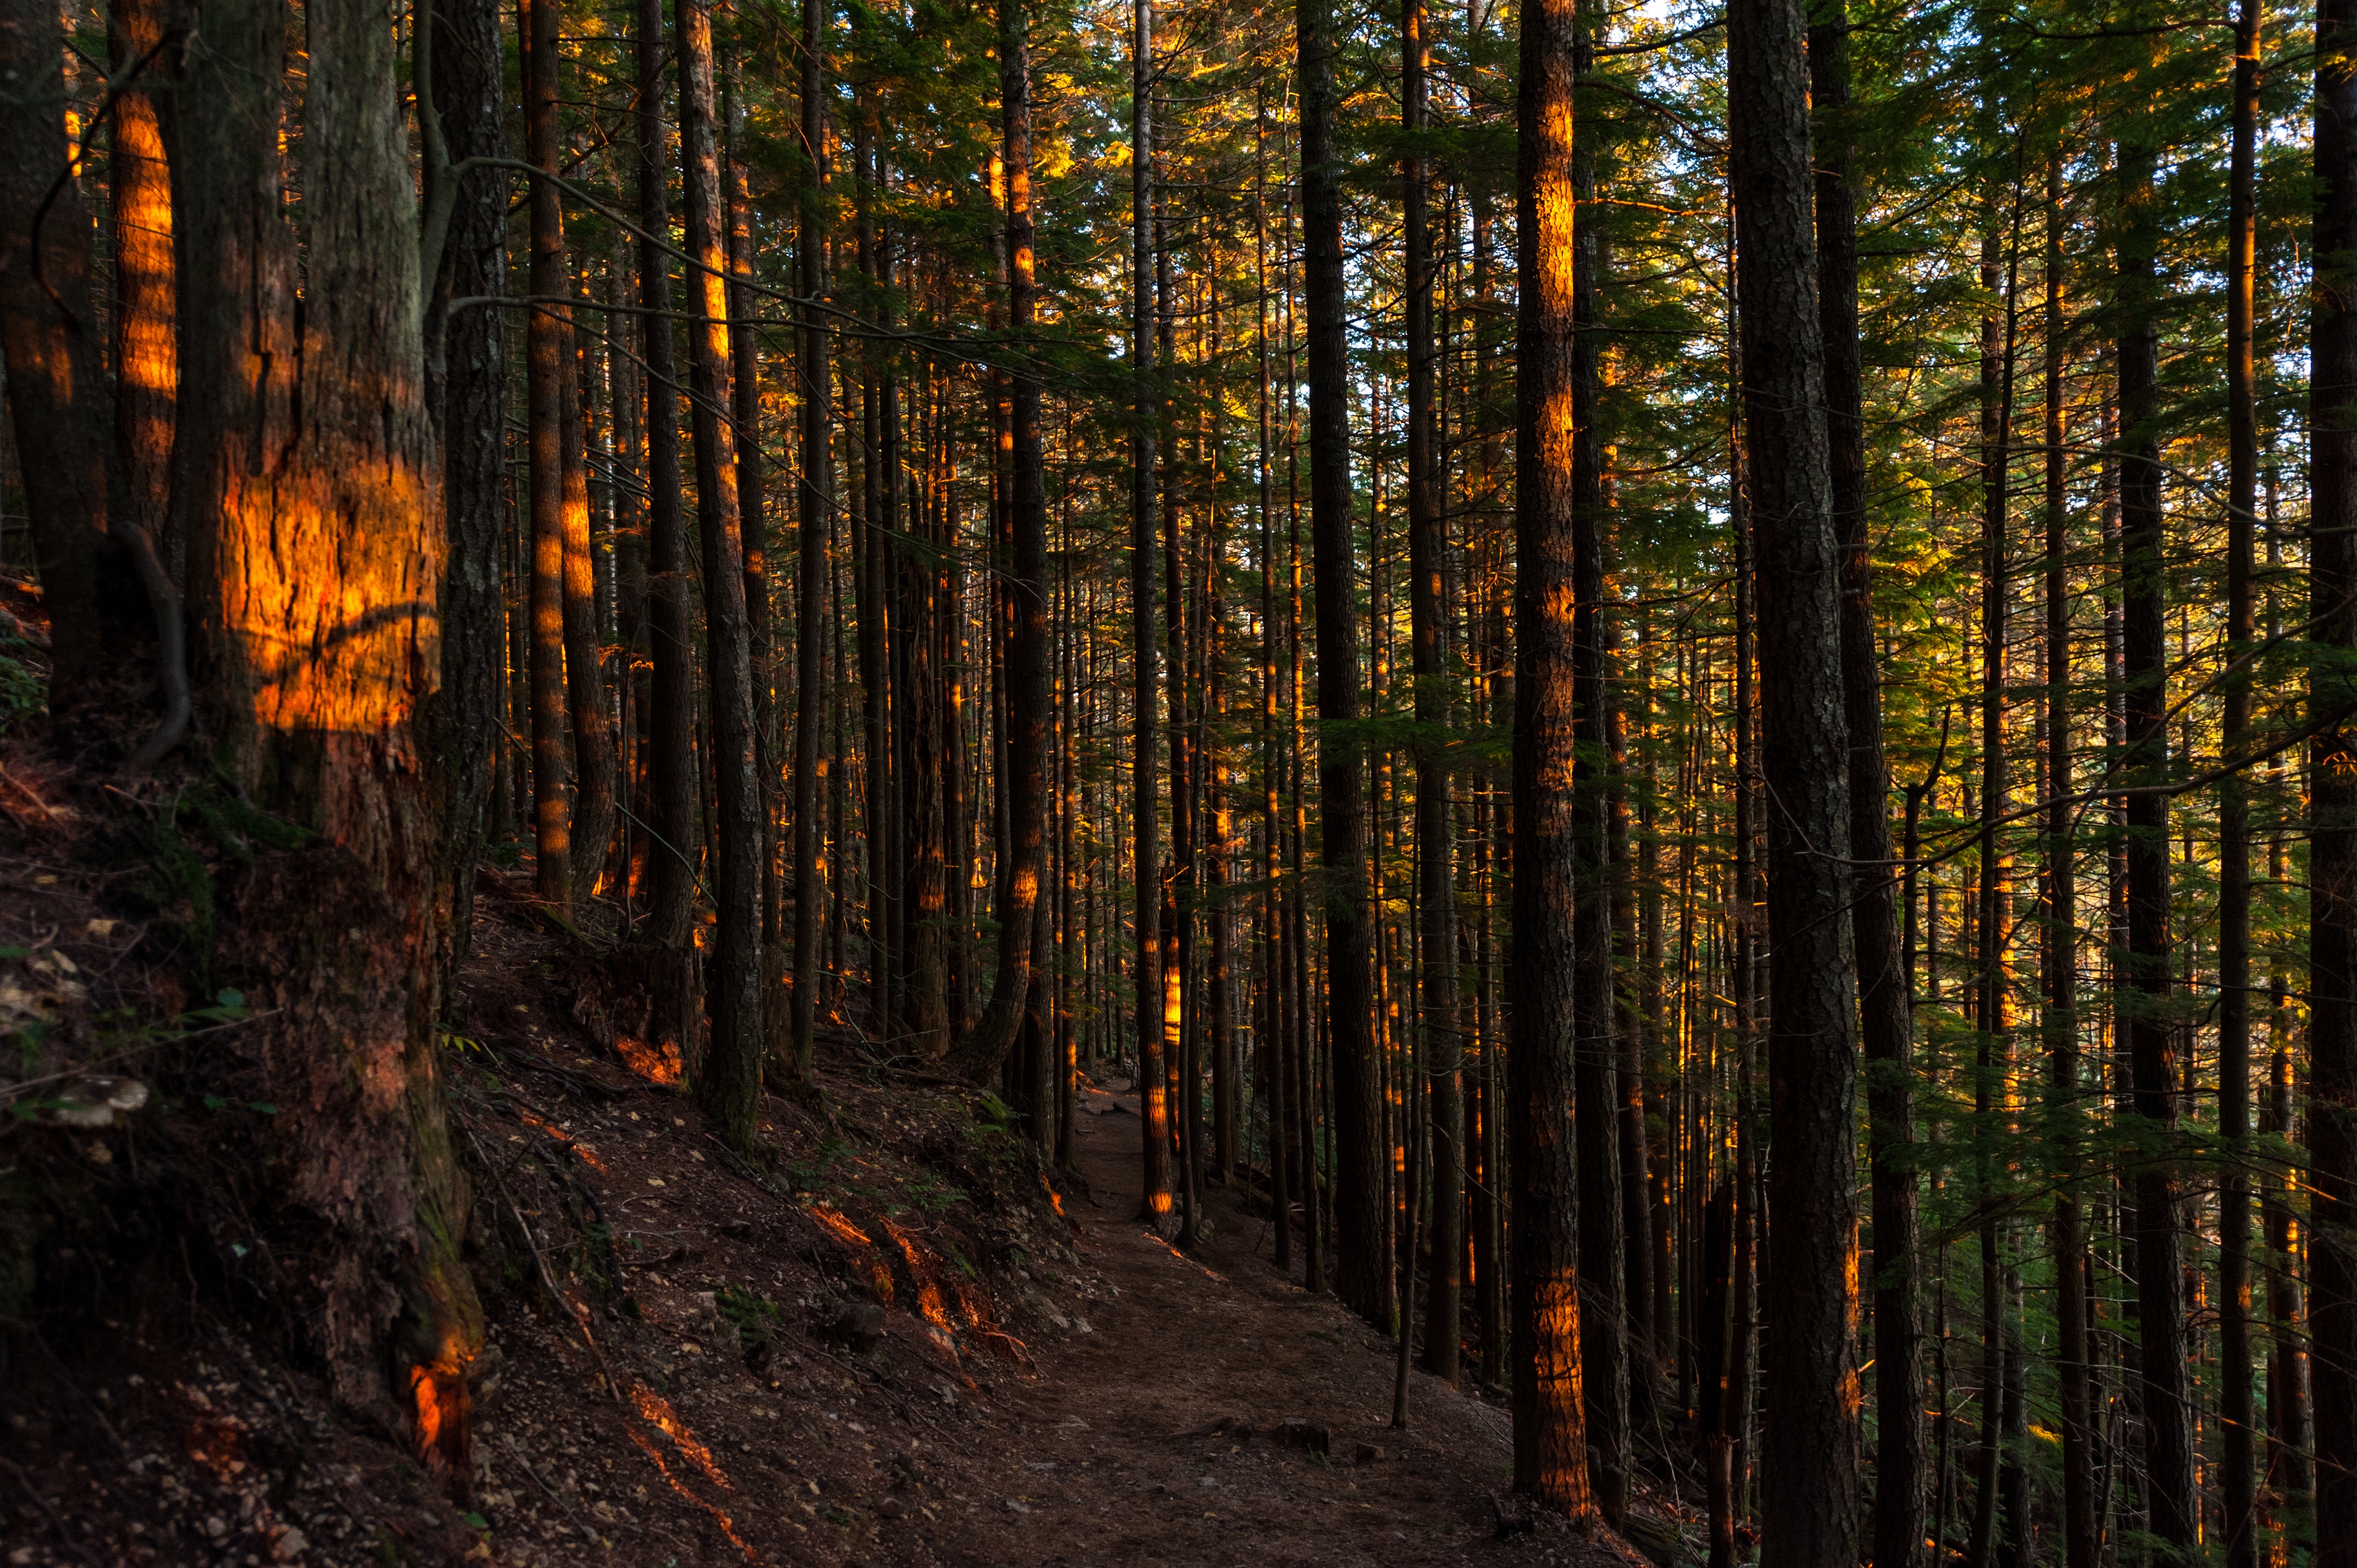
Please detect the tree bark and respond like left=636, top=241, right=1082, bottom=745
left=1729, top=0, right=1860, bottom=1560
left=2118, top=125, right=2198, bottom=1561
left=1510, top=0, right=1593, bottom=1512
left=679, top=0, right=766, bottom=1149
left=1300, top=0, right=1388, bottom=1329
left=523, top=0, right=574, bottom=909
left=166, top=0, right=484, bottom=1483
left=422, top=0, right=512, bottom=979
left=1402, top=0, right=1461, bottom=1385
left=963, top=0, right=1053, bottom=1086
left=789, top=0, right=832, bottom=1083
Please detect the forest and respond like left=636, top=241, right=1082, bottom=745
left=1, top=0, right=2353, bottom=1561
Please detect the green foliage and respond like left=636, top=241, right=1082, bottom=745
left=0, top=621, right=40, bottom=736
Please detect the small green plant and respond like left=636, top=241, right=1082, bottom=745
left=0, top=623, right=43, bottom=736
left=715, top=1282, right=782, bottom=1368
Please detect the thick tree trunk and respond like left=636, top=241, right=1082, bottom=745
left=423, top=0, right=511, bottom=979
left=638, top=0, right=698, bottom=964
left=165, top=0, right=483, bottom=1483
left=561, top=311, right=615, bottom=911
left=109, top=0, right=175, bottom=582
left=1300, top=0, right=1388, bottom=1329
left=2309, top=0, right=2357, bottom=1559
left=1810, top=8, right=1922, bottom=1561
left=679, top=0, right=766, bottom=1149
left=1729, top=0, right=1860, bottom=1560
left=1510, top=0, right=1593, bottom=1513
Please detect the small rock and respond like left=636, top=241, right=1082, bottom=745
left=1354, top=1443, right=1386, bottom=1466
left=826, top=1299, right=888, bottom=1353
left=271, top=1527, right=310, bottom=1561
left=1270, top=1418, right=1330, bottom=1456
left=875, top=1497, right=906, bottom=1520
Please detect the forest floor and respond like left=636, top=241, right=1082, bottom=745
left=1, top=729, right=1668, bottom=1566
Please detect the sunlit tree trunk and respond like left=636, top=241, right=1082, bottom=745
left=679, top=0, right=766, bottom=1149
left=1728, top=0, right=1860, bottom=1558
left=1510, top=0, right=1593, bottom=1512
left=165, top=0, right=483, bottom=1483
left=789, top=0, right=832, bottom=1083
left=560, top=291, right=615, bottom=911
left=1402, top=0, right=1461, bottom=1386
left=522, top=0, right=573, bottom=909
left=964, top=0, right=1052, bottom=1085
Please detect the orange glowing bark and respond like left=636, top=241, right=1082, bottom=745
left=166, top=0, right=482, bottom=1489
left=110, top=0, right=175, bottom=577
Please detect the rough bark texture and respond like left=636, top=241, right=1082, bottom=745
left=110, top=0, right=176, bottom=580
left=2310, top=1, right=2357, bottom=1559
left=164, top=0, right=483, bottom=1484
left=423, top=0, right=512, bottom=982
left=679, top=0, right=766, bottom=1149
left=1402, top=0, right=1462, bottom=1385
left=964, top=0, right=1052, bottom=1083
left=1730, top=0, right=1861, bottom=1557
left=789, top=0, right=831, bottom=1083
left=1300, top=0, right=1388, bottom=1329
left=1510, top=0, right=1593, bottom=1513
left=1810, top=8, right=1921, bottom=1562
left=523, top=0, right=574, bottom=908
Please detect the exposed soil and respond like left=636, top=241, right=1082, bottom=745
left=2, top=737, right=1664, bottom=1566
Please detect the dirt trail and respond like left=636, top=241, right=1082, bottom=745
left=898, top=1085, right=1636, bottom=1568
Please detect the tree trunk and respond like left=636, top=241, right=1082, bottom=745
left=1729, top=0, right=1860, bottom=1559
left=2217, top=7, right=2261, bottom=1564
left=1300, top=0, right=1388, bottom=1329
left=1402, top=0, right=1461, bottom=1385
left=679, top=0, right=766, bottom=1149
left=2118, top=126, right=2198, bottom=1560
left=561, top=297, right=615, bottom=911
left=1811, top=10, right=1922, bottom=1562
left=166, top=0, right=483, bottom=1482
left=789, top=0, right=832, bottom=1084
left=962, top=0, right=1052, bottom=1085
left=523, top=0, right=573, bottom=909
left=2308, top=0, right=2357, bottom=1556
left=1510, top=0, right=1593, bottom=1512
left=1130, top=0, right=1172, bottom=1226
left=423, top=0, right=512, bottom=979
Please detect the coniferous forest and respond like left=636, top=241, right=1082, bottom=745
left=3, top=0, right=2356, bottom=1561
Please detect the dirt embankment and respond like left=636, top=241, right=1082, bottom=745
left=3, top=747, right=1655, bottom=1567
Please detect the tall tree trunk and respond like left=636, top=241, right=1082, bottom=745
left=2308, top=0, right=2357, bottom=1556
left=963, top=0, right=1052, bottom=1083
left=2217, top=8, right=2262, bottom=1565
left=789, top=0, right=832, bottom=1084
left=2040, top=157, right=2097, bottom=1568
left=2118, top=124, right=2198, bottom=1560
left=110, top=0, right=174, bottom=581
left=1300, top=0, right=1388, bottom=1328
left=423, top=0, right=511, bottom=978
left=1510, top=0, right=1593, bottom=1512
left=562, top=298, right=615, bottom=911
left=523, top=0, right=573, bottom=909
left=639, top=0, right=698, bottom=965
left=1131, top=0, right=1173, bottom=1225
left=166, top=0, right=483, bottom=1481
left=1403, top=0, right=1462, bottom=1384
left=1568, top=0, right=1627, bottom=1513
left=1729, top=0, right=1860, bottom=1560
left=679, top=0, right=766, bottom=1149
left=1811, top=8, right=1921, bottom=1559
